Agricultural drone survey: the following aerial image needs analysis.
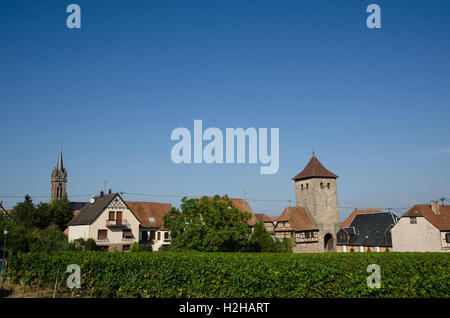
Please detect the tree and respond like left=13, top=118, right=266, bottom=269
left=275, top=237, right=295, bottom=253
left=48, top=197, right=73, bottom=231
left=249, top=222, right=277, bottom=252
left=30, top=225, right=76, bottom=252
left=163, top=195, right=252, bottom=252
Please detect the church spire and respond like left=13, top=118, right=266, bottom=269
left=57, top=147, right=64, bottom=171
left=51, top=147, right=68, bottom=202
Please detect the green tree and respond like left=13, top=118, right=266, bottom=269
left=9, top=195, right=36, bottom=229
left=30, top=225, right=76, bottom=252
left=275, top=237, right=295, bottom=253
left=163, top=195, right=252, bottom=252
left=48, top=197, right=73, bottom=231
left=249, top=222, right=277, bottom=252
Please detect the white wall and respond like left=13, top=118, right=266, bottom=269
left=391, top=216, right=445, bottom=252
left=68, top=225, right=90, bottom=242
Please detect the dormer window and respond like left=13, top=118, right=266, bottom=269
left=410, top=217, right=417, bottom=224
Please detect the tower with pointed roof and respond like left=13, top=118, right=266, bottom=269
left=292, top=155, right=339, bottom=252
left=50, top=147, right=68, bottom=202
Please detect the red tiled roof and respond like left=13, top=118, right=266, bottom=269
left=402, top=204, right=450, bottom=230
left=277, top=206, right=318, bottom=231
left=292, top=155, right=338, bottom=181
left=125, top=201, right=173, bottom=229
left=341, top=209, right=383, bottom=228
left=255, top=213, right=278, bottom=223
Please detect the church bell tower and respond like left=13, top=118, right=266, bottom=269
left=50, top=147, right=67, bottom=202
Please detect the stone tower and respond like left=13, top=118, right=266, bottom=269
left=50, top=147, right=67, bottom=202
left=292, top=155, right=340, bottom=252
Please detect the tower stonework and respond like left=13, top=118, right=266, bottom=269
left=50, top=147, right=67, bottom=202
left=292, top=155, right=340, bottom=252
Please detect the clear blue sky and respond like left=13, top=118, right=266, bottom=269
left=1, top=0, right=449, bottom=221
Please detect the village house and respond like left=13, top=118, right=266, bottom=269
left=336, top=210, right=399, bottom=252
left=391, top=201, right=450, bottom=252
left=67, top=190, right=172, bottom=252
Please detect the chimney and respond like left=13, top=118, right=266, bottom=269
left=108, top=189, right=112, bottom=195
left=100, top=190, right=104, bottom=197
left=431, top=200, right=440, bottom=214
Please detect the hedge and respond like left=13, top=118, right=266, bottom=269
left=7, top=251, right=450, bottom=298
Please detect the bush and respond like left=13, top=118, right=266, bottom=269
left=138, top=245, right=153, bottom=252
left=7, top=252, right=449, bottom=298
left=130, top=242, right=140, bottom=253
left=84, top=239, right=96, bottom=251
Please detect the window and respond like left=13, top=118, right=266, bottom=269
left=98, top=230, right=107, bottom=240
left=340, top=234, right=346, bottom=240
left=446, top=233, right=450, bottom=244
left=123, top=229, right=133, bottom=238
left=150, top=231, right=156, bottom=240
left=306, top=183, right=309, bottom=189
left=109, top=211, right=115, bottom=220
left=301, top=184, right=304, bottom=190
left=157, top=232, right=161, bottom=240
left=141, top=231, right=149, bottom=241
left=327, top=183, right=330, bottom=189
left=410, top=217, right=417, bottom=224
left=122, top=245, right=130, bottom=252
left=164, top=232, right=169, bottom=240
left=305, top=231, right=311, bottom=239
left=320, top=182, right=323, bottom=189
left=359, top=246, right=364, bottom=252
left=116, top=211, right=123, bottom=224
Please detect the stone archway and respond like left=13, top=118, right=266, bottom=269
left=324, top=233, right=334, bottom=252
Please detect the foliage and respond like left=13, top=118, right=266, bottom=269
left=84, top=239, right=96, bottom=251
left=275, top=238, right=295, bottom=253
left=131, top=242, right=140, bottom=252
left=163, top=195, right=252, bottom=252
left=249, top=222, right=277, bottom=252
left=1, top=195, right=74, bottom=255
left=7, top=251, right=450, bottom=298
left=138, top=245, right=153, bottom=252
left=30, top=225, right=77, bottom=252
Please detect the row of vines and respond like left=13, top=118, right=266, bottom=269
left=7, top=251, right=450, bottom=297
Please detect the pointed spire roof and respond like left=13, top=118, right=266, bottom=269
left=292, top=155, right=338, bottom=181
left=57, top=147, right=64, bottom=171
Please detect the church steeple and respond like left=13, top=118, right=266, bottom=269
left=50, top=147, right=67, bottom=202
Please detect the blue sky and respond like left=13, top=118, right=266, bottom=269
left=0, top=0, right=449, bottom=221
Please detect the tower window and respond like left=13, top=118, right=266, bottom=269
left=301, top=184, right=304, bottom=190
left=320, top=182, right=323, bottom=189
left=306, top=183, right=309, bottom=189
left=327, top=183, right=330, bottom=189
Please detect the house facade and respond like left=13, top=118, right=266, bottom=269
left=391, top=201, right=450, bottom=252
left=273, top=206, right=320, bottom=253
left=336, top=211, right=398, bottom=252
left=254, top=213, right=278, bottom=237
left=68, top=191, right=172, bottom=252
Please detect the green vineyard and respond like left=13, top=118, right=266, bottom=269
left=7, top=251, right=450, bottom=298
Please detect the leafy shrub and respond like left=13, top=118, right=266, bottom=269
left=130, top=242, right=140, bottom=253
left=7, top=252, right=449, bottom=298
left=84, top=239, right=96, bottom=251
